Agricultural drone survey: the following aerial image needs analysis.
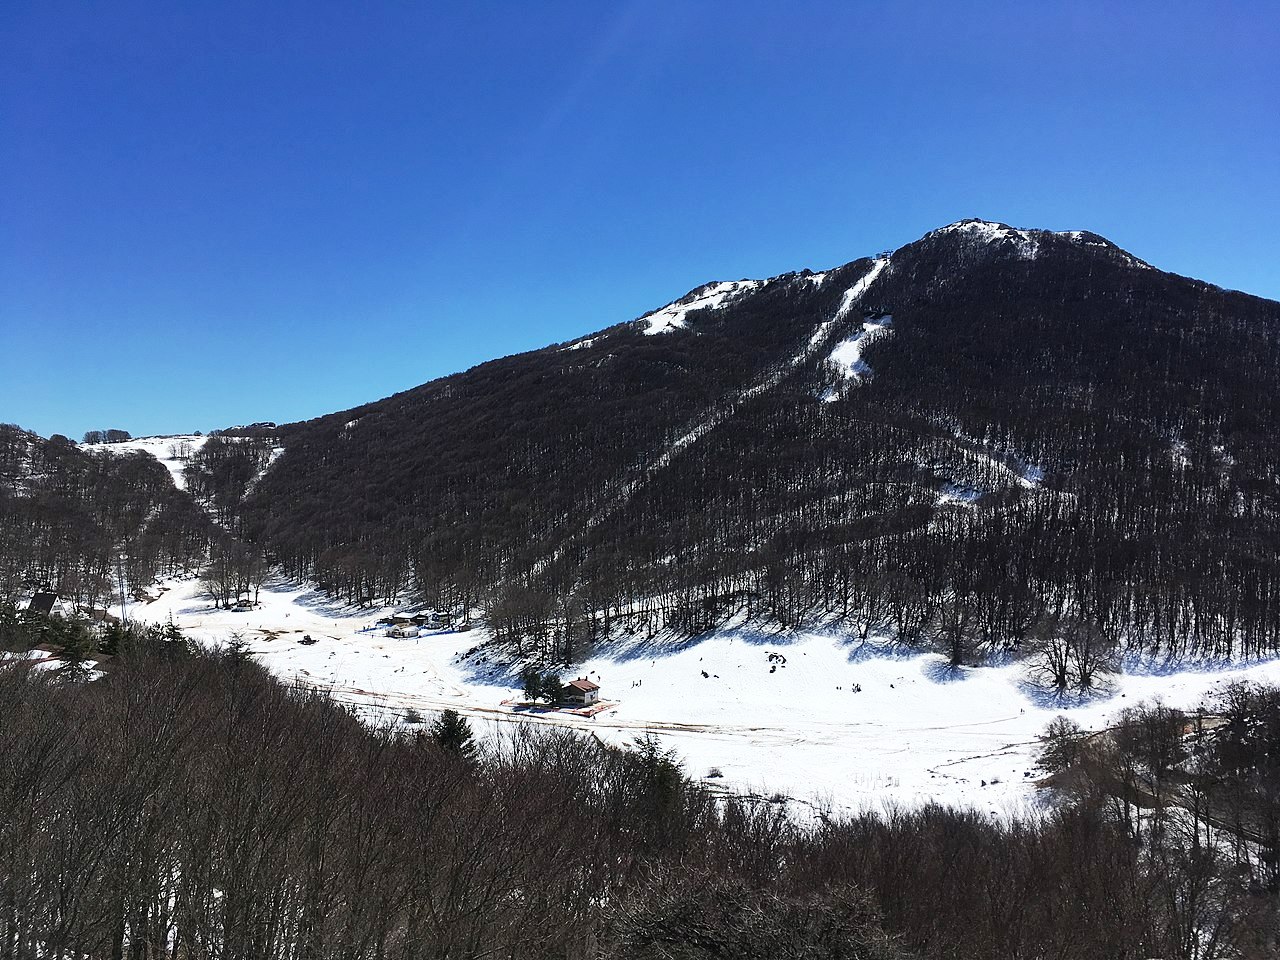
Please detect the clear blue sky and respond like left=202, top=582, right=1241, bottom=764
left=3, top=2, right=1277, bottom=439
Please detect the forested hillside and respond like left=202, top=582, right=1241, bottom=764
left=0, top=425, right=211, bottom=607
left=239, top=221, right=1280, bottom=664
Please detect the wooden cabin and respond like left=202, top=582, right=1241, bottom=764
left=561, top=677, right=600, bottom=706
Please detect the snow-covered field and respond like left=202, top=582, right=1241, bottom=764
left=131, top=575, right=1280, bottom=818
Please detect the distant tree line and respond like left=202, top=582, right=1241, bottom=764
left=0, top=424, right=286, bottom=616
left=81, top=429, right=133, bottom=444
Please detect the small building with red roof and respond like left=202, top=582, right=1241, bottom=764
left=561, top=677, right=600, bottom=706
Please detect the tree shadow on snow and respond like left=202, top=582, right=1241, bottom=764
left=452, top=643, right=524, bottom=687
left=1117, top=648, right=1277, bottom=678
left=725, top=626, right=806, bottom=648
left=920, top=657, right=972, bottom=685
left=605, top=630, right=712, bottom=663
left=262, top=578, right=379, bottom=621
left=1014, top=675, right=1118, bottom=711
left=841, top=637, right=928, bottom=665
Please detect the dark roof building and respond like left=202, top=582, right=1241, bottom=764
left=25, top=592, right=58, bottom=617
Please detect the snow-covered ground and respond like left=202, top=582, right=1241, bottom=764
left=130, top=576, right=1280, bottom=818
left=825, top=314, right=894, bottom=385
left=80, top=435, right=209, bottom=489
left=639, top=279, right=763, bottom=335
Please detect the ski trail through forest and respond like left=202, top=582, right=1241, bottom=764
left=536, top=257, right=890, bottom=574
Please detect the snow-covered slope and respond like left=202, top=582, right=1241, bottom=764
left=132, top=575, right=1280, bottom=817
left=639, top=279, right=765, bottom=334
left=80, top=435, right=208, bottom=489
left=826, top=315, right=893, bottom=383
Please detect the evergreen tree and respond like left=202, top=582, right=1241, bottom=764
left=98, top=621, right=127, bottom=657
left=520, top=664, right=543, bottom=702
left=540, top=671, right=563, bottom=704
left=225, top=630, right=251, bottom=667
left=428, top=709, right=477, bottom=761
left=0, top=602, right=24, bottom=650
left=519, top=666, right=563, bottom=703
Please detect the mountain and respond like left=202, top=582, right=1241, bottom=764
left=6, top=220, right=1280, bottom=958
left=6, top=221, right=1278, bottom=665
left=223, top=219, right=1280, bottom=664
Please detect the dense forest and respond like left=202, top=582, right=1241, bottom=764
left=4, top=222, right=1278, bottom=670
left=228, top=221, right=1280, bottom=666
left=3, top=618, right=1280, bottom=959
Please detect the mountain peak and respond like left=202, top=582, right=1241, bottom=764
left=627, top=219, right=1157, bottom=343
left=916, top=218, right=1151, bottom=270
left=932, top=217, right=1025, bottom=235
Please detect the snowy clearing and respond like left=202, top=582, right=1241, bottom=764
left=826, top=315, right=894, bottom=383
left=130, top=576, right=1280, bottom=819
left=80, top=435, right=208, bottom=489
left=639, top=280, right=763, bottom=335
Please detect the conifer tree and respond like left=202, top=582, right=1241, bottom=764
left=428, top=708, right=477, bottom=761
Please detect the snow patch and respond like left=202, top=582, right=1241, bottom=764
left=978, top=452, right=1043, bottom=490
left=826, top=315, right=893, bottom=382
left=639, top=280, right=762, bottom=335
left=81, top=435, right=209, bottom=490
left=931, top=219, right=1040, bottom=259
left=936, top=483, right=984, bottom=507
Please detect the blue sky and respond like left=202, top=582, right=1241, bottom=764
left=3, top=1, right=1277, bottom=439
